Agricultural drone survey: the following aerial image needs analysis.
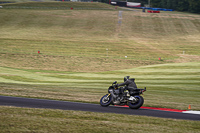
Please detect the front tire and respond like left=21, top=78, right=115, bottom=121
left=128, top=95, right=144, bottom=109
left=100, top=94, right=112, bottom=107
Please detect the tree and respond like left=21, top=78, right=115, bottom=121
left=188, top=0, right=200, bottom=13
left=161, top=0, right=167, bottom=8
left=166, top=0, right=172, bottom=9
left=177, top=0, right=189, bottom=11
left=151, top=0, right=161, bottom=7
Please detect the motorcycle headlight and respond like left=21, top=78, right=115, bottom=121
left=108, top=89, right=113, bottom=93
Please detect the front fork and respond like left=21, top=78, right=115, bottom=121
left=106, top=93, right=111, bottom=98
left=106, top=93, right=114, bottom=102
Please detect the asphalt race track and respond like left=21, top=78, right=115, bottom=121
left=0, top=96, right=199, bottom=121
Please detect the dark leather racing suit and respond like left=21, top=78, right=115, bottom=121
left=118, top=78, right=137, bottom=93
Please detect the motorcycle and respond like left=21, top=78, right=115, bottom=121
left=100, top=81, right=146, bottom=109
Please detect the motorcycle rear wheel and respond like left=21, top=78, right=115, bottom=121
left=100, top=94, right=112, bottom=107
left=128, top=95, right=144, bottom=109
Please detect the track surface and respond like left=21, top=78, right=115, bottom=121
left=0, top=96, right=199, bottom=121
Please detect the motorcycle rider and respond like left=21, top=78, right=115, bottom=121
left=115, top=76, right=137, bottom=101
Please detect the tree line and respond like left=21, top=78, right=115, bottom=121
left=128, top=0, right=200, bottom=13
left=102, top=0, right=200, bottom=13
left=150, top=0, right=200, bottom=13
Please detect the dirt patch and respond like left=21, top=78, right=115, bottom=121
left=173, top=54, right=200, bottom=63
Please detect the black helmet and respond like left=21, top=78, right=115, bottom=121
left=124, top=76, right=130, bottom=82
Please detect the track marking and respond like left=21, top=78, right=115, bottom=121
left=115, top=105, right=189, bottom=113
left=182, top=111, right=200, bottom=115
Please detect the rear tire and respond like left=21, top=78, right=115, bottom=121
left=100, top=94, right=112, bottom=107
left=128, top=95, right=144, bottom=109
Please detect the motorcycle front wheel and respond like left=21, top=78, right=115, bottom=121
left=128, top=95, right=144, bottom=109
left=100, top=94, right=112, bottom=107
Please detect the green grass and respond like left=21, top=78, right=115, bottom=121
left=0, top=2, right=200, bottom=109
left=0, top=106, right=200, bottom=133
left=0, top=2, right=200, bottom=132
left=0, top=62, right=199, bottom=110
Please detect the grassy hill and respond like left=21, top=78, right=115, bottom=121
left=0, top=2, right=200, bottom=109
left=0, top=3, right=200, bottom=72
left=0, top=62, right=200, bottom=110
left=0, top=2, right=200, bottom=132
left=1, top=1, right=118, bottom=9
